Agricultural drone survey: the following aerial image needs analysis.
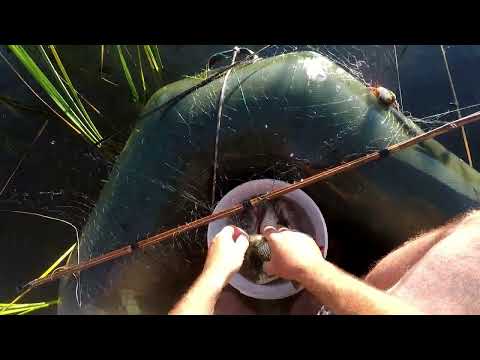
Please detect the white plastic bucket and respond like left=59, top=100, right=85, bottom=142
left=207, top=179, right=328, bottom=299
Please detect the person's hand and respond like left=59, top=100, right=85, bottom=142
left=262, top=226, right=324, bottom=282
left=203, top=226, right=249, bottom=286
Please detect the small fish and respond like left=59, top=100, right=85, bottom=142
left=237, top=207, right=259, bottom=235
left=234, top=198, right=303, bottom=285
left=274, top=198, right=299, bottom=230
left=246, top=234, right=278, bottom=285
left=259, top=201, right=280, bottom=232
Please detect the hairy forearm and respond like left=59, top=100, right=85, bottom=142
left=169, top=270, right=226, bottom=315
left=301, top=261, right=423, bottom=315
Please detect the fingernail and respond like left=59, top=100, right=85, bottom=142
left=231, top=226, right=248, bottom=241
left=262, top=225, right=277, bottom=234
left=236, top=234, right=249, bottom=249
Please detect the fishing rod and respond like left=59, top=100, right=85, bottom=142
left=18, top=109, right=480, bottom=293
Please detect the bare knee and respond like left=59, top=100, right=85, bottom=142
left=427, top=209, right=480, bottom=239
left=364, top=209, right=480, bottom=290
left=443, top=210, right=480, bottom=249
left=442, top=209, right=480, bottom=237
left=460, top=209, right=480, bottom=225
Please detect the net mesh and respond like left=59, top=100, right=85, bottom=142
left=2, top=45, right=480, bottom=311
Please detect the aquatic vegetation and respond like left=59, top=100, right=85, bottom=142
left=0, top=46, right=165, bottom=314
left=5, top=45, right=103, bottom=145
left=137, top=46, right=147, bottom=98
left=0, top=299, right=59, bottom=315
left=0, top=229, right=77, bottom=315
left=115, top=45, right=163, bottom=103
left=143, top=45, right=162, bottom=73
left=116, top=45, right=139, bottom=104
left=184, top=66, right=209, bottom=81
left=3, top=45, right=164, bottom=147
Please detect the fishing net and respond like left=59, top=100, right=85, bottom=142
left=2, top=44, right=480, bottom=313
left=2, top=44, right=478, bottom=229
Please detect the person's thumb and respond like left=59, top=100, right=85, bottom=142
left=219, top=225, right=234, bottom=239
left=262, top=225, right=279, bottom=240
left=236, top=234, right=249, bottom=253
left=263, top=226, right=286, bottom=244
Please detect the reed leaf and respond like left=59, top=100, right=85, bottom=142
left=116, top=45, right=139, bottom=103
left=100, top=45, right=105, bottom=75
left=137, top=45, right=147, bottom=97
left=154, top=45, right=163, bottom=70
left=37, top=45, right=99, bottom=143
left=143, top=45, right=159, bottom=72
left=48, top=45, right=102, bottom=140
left=0, top=299, right=59, bottom=315
left=7, top=45, right=100, bottom=144
left=0, top=243, right=76, bottom=314
left=39, top=242, right=77, bottom=279
left=0, top=301, right=53, bottom=309
left=18, top=301, right=57, bottom=315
